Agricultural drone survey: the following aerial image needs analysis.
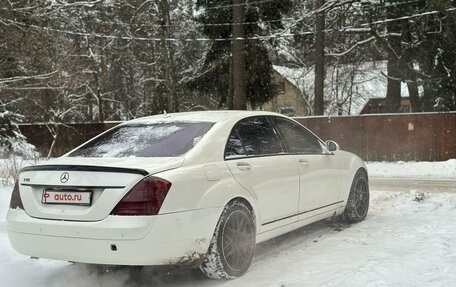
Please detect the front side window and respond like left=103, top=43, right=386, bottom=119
left=225, top=116, right=283, bottom=159
left=272, top=117, right=323, bottom=154
left=69, top=122, right=214, bottom=158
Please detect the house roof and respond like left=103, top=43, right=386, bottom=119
left=273, top=65, right=311, bottom=96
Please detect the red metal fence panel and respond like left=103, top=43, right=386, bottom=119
left=295, top=112, right=456, bottom=161
left=16, top=112, right=455, bottom=161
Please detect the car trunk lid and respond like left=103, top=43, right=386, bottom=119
left=17, top=157, right=183, bottom=221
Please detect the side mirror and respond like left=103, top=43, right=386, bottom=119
left=325, top=140, right=340, bottom=152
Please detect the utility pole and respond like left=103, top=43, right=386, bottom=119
left=314, top=0, right=325, bottom=115
left=232, top=0, right=247, bottom=110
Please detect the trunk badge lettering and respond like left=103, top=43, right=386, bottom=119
left=60, top=172, right=69, bottom=183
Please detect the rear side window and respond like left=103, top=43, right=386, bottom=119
left=272, top=117, right=323, bottom=154
left=225, top=116, right=283, bottom=158
left=225, top=131, right=246, bottom=158
left=69, top=122, right=214, bottom=158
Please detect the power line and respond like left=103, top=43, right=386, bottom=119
left=40, top=0, right=360, bottom=33
left=3, top=0, right=424, bottom=30
left=203, top=0, right=280, bottom=11
left=4, top=0, right=287, bottom=14
left=337, top=7, right=456, bottom=30
left=2, top=7, right=454, bottom=43
left=200, top=0, right=417, bottom=12
left=370, top=0, right=423, bottom=9
left=1, top=18, right=313, bottom=41
left=87, top=16, right=297, bottom=30
left=4, top=0, right=342, bottom=30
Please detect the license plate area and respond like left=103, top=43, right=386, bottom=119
left=41, top=189, right=93, bottom=206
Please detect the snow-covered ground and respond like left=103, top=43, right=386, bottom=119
left=1, top=161, right=455, bottom=287
left=366, top=159, right=456, bottom=179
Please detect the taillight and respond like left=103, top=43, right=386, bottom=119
left=9, top=180, right=24, bottom=210
left=110, top=176, right=171, bottom=216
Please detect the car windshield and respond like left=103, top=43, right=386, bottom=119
left=68, top=122, right=214, bottom=158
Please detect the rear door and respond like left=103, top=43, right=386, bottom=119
left=224, top=116, right=300, bottom=226
left=271, top=117, right=343, bottom=215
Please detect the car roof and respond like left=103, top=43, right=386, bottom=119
left=124, top=110, right=285, bottom=125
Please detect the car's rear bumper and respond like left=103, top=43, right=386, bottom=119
left=6, top=207, right=222, bottom=266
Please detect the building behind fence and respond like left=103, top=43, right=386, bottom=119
left=18, top=112, right=455, bottom=161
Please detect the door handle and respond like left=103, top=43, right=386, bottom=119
left=236, top=162, right=252, bottom=171
left=298, top=159, right=310, bottom=167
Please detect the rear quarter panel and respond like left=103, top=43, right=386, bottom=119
left=155, top=162, right=260, bottom=228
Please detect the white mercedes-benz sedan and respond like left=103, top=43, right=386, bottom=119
left=7, top=111, right=369, bottom=279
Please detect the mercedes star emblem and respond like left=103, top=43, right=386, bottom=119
left=60, top=172, right=69, bottom=183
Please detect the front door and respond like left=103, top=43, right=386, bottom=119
left=270, top=116, right=342, bottom=214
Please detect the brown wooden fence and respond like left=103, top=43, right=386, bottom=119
left=295, top=112, right=455, bottom=161
left=18, top=112, right=455, bottom=161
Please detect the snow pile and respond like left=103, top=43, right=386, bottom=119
left=0, top=136, right=36, bottom=159
left=0, top=108, right=37, bottom=159
left=0, top=157, right=41, bottom=187
left=0, top=187, right=10, bottom=225
left=367, top=159, right=456, bottom=179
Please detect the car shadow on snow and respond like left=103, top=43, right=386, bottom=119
left=48, top=219, right=350, bottom=287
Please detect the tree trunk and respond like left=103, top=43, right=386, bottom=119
left=150, top=38, right=164, bottom=114
left=314, top=0, right=325, bottom=115
left=160, top=0, right=178, bottom=113
left=46, top=125, right=59, bottom=159
left=146, top=14, right=158, bottom=115
left=422, top=82, right=435, bottom=112
left=421, top=52, right=435, bottom=112
left=232, top=0, right=247, bottom=110
left=227, top=57, right=234, bottom=109
left=385, top=10, right=402, bottom=113
left=87, top=41, right=104, bottom=122
left=402, top=21, right=421, bottom=112
left=96, top=87, right=104, bottom=122
left=100, top=47, right=108, bottom=119
left=127, top=51, right=135, bottom=120
left=407, top=81, right=421, bottom=112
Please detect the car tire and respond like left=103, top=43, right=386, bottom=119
left=343, top=170, right=369, bottom=223
left=200, top=201, right=256, bottom=279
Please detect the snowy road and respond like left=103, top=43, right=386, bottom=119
left=1, top=160, right=455, bottom=287
left=370, top=178, right=456, bottom=193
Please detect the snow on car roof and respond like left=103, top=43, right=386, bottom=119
left=124, top=110, right=282, bottom=125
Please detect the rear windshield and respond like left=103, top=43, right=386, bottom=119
left=69, top=122, right=214, bottom=158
